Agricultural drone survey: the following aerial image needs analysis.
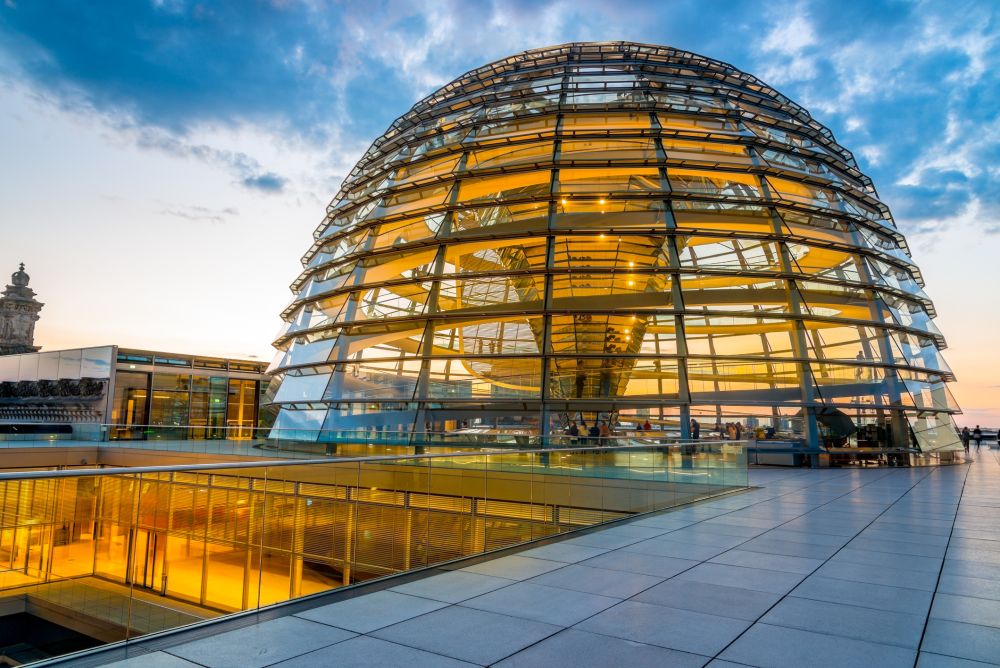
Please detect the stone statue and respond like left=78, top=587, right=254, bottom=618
left=0, top=263, right=44, bottom=355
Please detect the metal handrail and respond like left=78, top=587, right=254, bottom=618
left=0, top=438, right=747, bottom=480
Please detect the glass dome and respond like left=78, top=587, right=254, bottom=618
left=266, top=42, right=961, bottom=452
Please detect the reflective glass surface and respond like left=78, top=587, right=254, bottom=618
left=269, top=42, right=961, bottom=452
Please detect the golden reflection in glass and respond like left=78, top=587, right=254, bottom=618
left=268, top=42, right=961, bottom=453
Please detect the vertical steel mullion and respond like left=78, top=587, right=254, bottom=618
left=849, top=224, right=909, bottom=447
left=763, top=201, right=820, bottom=449
left=540, top=143, right=559, bottom=434
left=664, top=204, right=691, bottom=438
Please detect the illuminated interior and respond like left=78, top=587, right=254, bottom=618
left=0, top=449, right=740, bottom=623
left=267, top=42, right=961, bottom=452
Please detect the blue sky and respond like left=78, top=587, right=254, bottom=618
left=0, top=0, right=997, bottom=424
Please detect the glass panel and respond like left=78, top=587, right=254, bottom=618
left=457, top=171, right=551, bottom=203
left=379, top=183, right=452, bottom=217
left=57, top=349, right=82, bottom=379
left=662, top=139, right=751, bottom=164
left=668, top=168, right=760, bottom=198
left=678, top=237, right=781, bottom=271
left=673, top=203, right=774, bottom=235
left=470, top=116, right=557, bottom=141
left=466, top=142, right=553, bottom=170
left=391, top=154, right=459, bottom=186
left=369, top=214, right=446, bottom=251
left=551, top=234, right=671, bottom=269
left=273, top=374, right=331, bottom=403
left=559, top=139, right=657, bottom=163
left=561, top=112, right=650, bottom=130
left=656, top=113, right=739, bottom=132
left=110, top=371, right=149, bottom=436
left=558, top=167, right=661, bottom=193
left=447, top=202, right=549, bottom=237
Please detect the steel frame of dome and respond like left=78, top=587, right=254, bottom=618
left=266, top=41, right=962, bottom=452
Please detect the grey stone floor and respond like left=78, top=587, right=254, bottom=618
left=103, top=451, right=1000, bottom=667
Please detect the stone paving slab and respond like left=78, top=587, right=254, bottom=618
left=164, top=616, right=355, bottom=667
left=81, top=450, right=1000, bottom=667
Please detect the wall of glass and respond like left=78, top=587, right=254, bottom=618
left=0, top=443, right=745, bottom=631
left=109, top=373, right=259, bottom=441
left=267, top=42, right=963, bottom=454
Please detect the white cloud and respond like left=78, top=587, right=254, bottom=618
left=916, top=13, right=996, bottom=85
left=756, top=5, right=818, bottom=83
left=761, top=12, right=816, bottom=55
left=898, top=114, right=1000, bottom=187
left=858, top=145, right=883, bottom=166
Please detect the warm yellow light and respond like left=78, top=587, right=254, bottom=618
left=599, top=198, right=606, bottom=204
left=560, top=198, right=567, bottom=205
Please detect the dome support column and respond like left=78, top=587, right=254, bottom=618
left=767, top=207, right=820, bottom=451
left=665, top=210, right=691, bottom=440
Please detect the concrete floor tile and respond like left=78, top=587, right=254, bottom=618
left=633, top=578, right=781, bottom=621
left=460, top=582, right=619, bottom=626
left=762, top=528, right=851, bottom=547
left=627, top=515, right=698, bottom=531
left=526, top=563, right=663, bottom=598
left=621, top=537, right=726, bottom=561
left=295, top=590, right=448, bottom=633
left=518, top=542, right=610, bottom=563
left=947, top=547, right=1000, bottom=565
left=699, top=518, right=777, bottom=534
left=673, top=562, right=805, bottom=595
left=949, top=537, right=1000, bottom=553
left=104, top=653, right=202, bottom=668
left=943, top=559, right=1000, bottom=581
left=371, top=605, right=561, bottom=666
left=269, top=636, right=476, bottom=668
left=660, top=529, right=749, bottom=548
left=576, top=600, right=751, bottom=656
left=390, top=570, right=514, bottom=604
left=494, top=628, right=709, bottom=668
left=917, top=651, right=999, bottom=667
left=815, top=559, right=939, bottom=591
left=938, top=574, right=1000, bottom=602
left=862, top=528, right=952, bottom=546
left=559, top=532, right=648, bottom=550
left=720, top=623, right=916, bottom=668
left=762, top=596, right=924, bottom=648
left=921, top=619, right=1000, bottom=664
left=791, top=574, right=933, bottom=614
left=709, top=549, right=823, bottom=575
left=596, top=523, right=672, bottom=539
left=931, top=593, right=1000, bottom=629
left=830, top=547, right=943, bottom=573
left=953, top=528, right=1000, bottom=543
left=460, top=555, right=565, bottom=580
left=579, top=550, right=699, bottom=578
left=848, top=535, right=947, bottom=558
left=166, top=617, right=354, bottom=668
left=738, top=536, right=839, bottom=560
